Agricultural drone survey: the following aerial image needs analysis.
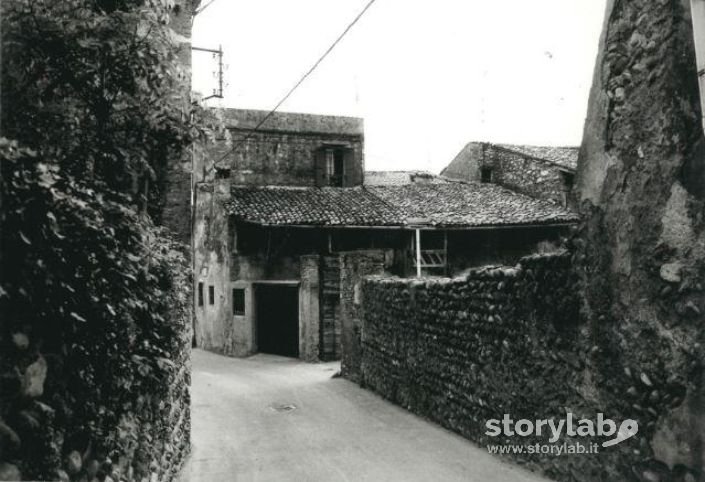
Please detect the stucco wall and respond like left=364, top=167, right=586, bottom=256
left=299, top=256, right=321, bottom=362
left=195, top=212, right=325, bottom=358
left=193, top=181, right=235, bottom=354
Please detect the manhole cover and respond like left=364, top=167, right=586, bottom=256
left=270, top=403, right=297, bottom=413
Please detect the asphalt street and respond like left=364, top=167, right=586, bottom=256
left=178, top=349, right=550, bottom=482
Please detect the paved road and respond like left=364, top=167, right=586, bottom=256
left=179, top=349, right=550, bottom=482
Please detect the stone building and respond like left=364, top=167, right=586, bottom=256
left=441, top=142, right=578, bottom=206
left=194, top=108, right=577, bottom=361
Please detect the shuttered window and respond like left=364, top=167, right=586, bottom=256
left=315, top=146, right=356, bottom=187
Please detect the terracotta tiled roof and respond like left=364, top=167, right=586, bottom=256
left=225, top=186, right=403, bottom=226
left=491, top=144, right=579, bottom=171
left=364, top=171, right=450, bottom=186
left=368, top=183, right=578, bottom=227
left=226, top=183, right=578, bottom=228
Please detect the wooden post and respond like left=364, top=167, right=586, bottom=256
left=415, top=228, right=422, bottom=277
left=443, top=230, right=448, bottom=276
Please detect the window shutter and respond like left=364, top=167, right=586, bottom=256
left=343, top=148, right=356, bottom=186
left=314, top=148, right=326, bottom=187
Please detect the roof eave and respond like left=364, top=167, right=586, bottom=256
left=230, top=218, right=579, bottom=230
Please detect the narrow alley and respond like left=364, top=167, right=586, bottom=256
left=179, top=349, right=551, bottom=482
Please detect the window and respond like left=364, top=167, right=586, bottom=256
left=325, top=148, right=345, bottom=187
left=481, top=166, right=493, bottom=183
left=232, top=288, right=245, bottom=316
left=559, top=171, right=575, bottom=207
left=315, top=146, right=354, bottom=187
left=215, top=167, right=231, bottom=179
left=208, top=285, right=215, bottom=305
left=198, top=282, right=204, bottom=307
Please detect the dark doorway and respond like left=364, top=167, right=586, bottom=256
left=256, top=284, right=299, bottom=358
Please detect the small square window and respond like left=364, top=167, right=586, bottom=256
left=215, top=167, right=230, bottom=179
left=232, top=288, right=245, bottom=316
left=208, top=285, right=215, bottom=305
left=481, top=167, right=493, bottom=183
left=198, top=282, right=204, bottom=307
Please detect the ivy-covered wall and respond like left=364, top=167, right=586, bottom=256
left=0, top=1, right=200, bottom=479
left=0, top=140, right=192, bottom=481
left=0, top=222, right=192, bottom=482
left=0, top=246, right=192, bottom=482
left=351, top=252, right=692, bottom=481
left=0, top=332, right=191, bottom=482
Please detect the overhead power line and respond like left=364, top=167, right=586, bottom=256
left=212, top=0, right=378, bottom=167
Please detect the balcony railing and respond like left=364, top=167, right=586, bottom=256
left=410, top=249, right=447, bottom=268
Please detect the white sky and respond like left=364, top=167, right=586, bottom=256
left=192, top=1, right=607, bottom=173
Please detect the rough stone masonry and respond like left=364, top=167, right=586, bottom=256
left=576, top=0, right=705, bottom=478
left=351, top=253, right=609, bottom=481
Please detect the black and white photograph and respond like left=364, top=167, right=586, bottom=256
left=1, top=0, right=704, bottom=481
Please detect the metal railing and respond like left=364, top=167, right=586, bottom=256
left=410, top=249, right=447, bottom=268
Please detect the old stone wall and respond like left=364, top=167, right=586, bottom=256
left=350, top=252, right=667, bottom=481
left=574, top=0, right=705, bottom=479
left=204, top=109, right=364, bottom=187
left=209, top=130, right=364, bottom=187
left=442, top=142, right=572, bottom=205
left=486, top=146, right=570, bottom=205
left=339, top=250, right=387, bottom=382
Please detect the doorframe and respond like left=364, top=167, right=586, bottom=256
left=252, top=281, right=301, bottom=357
